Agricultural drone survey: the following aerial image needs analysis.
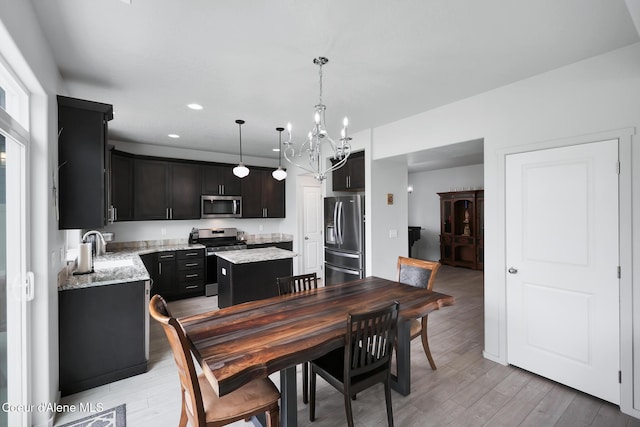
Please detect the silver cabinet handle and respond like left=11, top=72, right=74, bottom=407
left=185, top=273, right=198, bottom=279
left=158, top=263, right=162, bottom=275
left=185, top=262, right=198, bottom=267
left=185, top=285, right=198, bottom=290
left=508, top=267, right=518, bottom=274
left=184, top=252, right=199, bottom=257
left=114, top=207, right=118, bottom=221
left=160, top=254, right=173, bottom=259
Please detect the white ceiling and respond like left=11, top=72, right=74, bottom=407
left=30, top=0, right=639, bottom=171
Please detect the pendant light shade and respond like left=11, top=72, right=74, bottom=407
left=233, top=119, right=250, bottom=178
left=272, top=127, right=287, bottom=181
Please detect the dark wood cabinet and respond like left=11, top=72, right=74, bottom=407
left=170, top=162, right=202, bottom=219
left=438, top=190, right=483, bottom=270
left=57, top=95, right=113, bottom=229
left=110, top=149, right=285, bottom=221
left=149, top=249, right=205, bottom=300
left=176, top=248, right=205, bottom=298
left=202, top=164, right=241, bottom=195
left=156, top=251, right=177, bottom=297
left=133, top=158, right=201, bottom=220
left=59, top=280, right=148, bottom=396
left=241, top=167, right=286, bottom=218
left=133, top=158, right=170, bottom=220
left=109, top=149, right=134, bottom=222
left=332, top=150, right=365, bottom=192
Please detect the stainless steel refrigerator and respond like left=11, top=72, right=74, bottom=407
left=324, top=195, right=365, bottom=285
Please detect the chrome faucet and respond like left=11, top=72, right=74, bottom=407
left=82, top=230, right=107, bottom=256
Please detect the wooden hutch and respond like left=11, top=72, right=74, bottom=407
left=438, top=190, right=484, bottom=270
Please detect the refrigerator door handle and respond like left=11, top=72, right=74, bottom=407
left=333, top=201, right=339, bottom=245
left=325, top=263, right=361, bottom=275
left=337, top=201, right=344, bottom=245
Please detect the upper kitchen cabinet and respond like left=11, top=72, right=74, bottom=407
left=332, top=150, right=365, bottom=192
left=202, top=164, right=241, bottom=195
left=57, top=95, right=113, bottom=229
left=241, top=167, right=285, bottom=218
left=109, top=149, right=134, bottom=222
left=133, top=157, right=201, bottom=220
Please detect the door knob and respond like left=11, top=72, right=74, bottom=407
left=508, top=267, right=518, bottom=274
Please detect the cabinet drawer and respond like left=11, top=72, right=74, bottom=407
left=157, top=251, right=176, bottom=261
left=440, top=235, right=452, bottom=244
left=179, top=281, right=204, bottom=294
left=177, top=269, right=204, bottom=283
left=177, top=249, right=204, bottom=260
left=177, top=258, right=204, bottom=271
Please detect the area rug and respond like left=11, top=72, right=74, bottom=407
left=58, top=404, right=126, bottom=427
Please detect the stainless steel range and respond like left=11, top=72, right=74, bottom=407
left=191, top=228, right=247, bottom=296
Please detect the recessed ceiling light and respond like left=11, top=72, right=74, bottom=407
left=187, top=103, right=203, bottom=110
left=168, top=134, right=180, bottom=139
left=272, top=148, right=280, bottom=152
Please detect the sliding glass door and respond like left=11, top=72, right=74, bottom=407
left=0, top=59, right=30, bottom=427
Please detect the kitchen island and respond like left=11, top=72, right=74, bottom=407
left=216, top=247, right=296, bottom=308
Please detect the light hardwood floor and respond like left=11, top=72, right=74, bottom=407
left=54, top=266, right=640, bottom=426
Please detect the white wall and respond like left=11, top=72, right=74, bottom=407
left=369, top=156, right=409, bottom=280
left=0, top=2, right=64, bottom=426
left=369, top=42, right=640, bottom=415
left=408, top=164, right=483, bottom=261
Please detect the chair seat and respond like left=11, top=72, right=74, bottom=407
left=409, top=318, right=422, bottom=339
left=313, top=347, right=389, bottom=386
left=193, top=374, right=280, bottom=424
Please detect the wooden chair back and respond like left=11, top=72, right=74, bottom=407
left=277, top=272, right=318, bottom=295
left=345, top=301, right=399, bottom=379
left=149, top=294, right=205, bottom=425
left=396, top=257, right=441, bottom=291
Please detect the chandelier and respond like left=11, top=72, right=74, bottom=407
left=283, top=56, right=351, bottom=181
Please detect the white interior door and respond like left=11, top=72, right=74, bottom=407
left=506, top=139, right=619, bottom=404
left=302, top=181, right=323, bottom=279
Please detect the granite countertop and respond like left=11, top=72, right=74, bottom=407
left=59, top=242, right=206, bottom=291
left=244, top=233, right=293, bottom=245
left=215, top=247, right=296, bottom=264
left=59, top=251, right=150, bottom=291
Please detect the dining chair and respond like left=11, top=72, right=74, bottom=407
left=396, top=256, right=441, bottom=370
left=309, top=301, right=399, bottom=427
left=149, top=294, right=281, bottom=427
left=276, top=272, right=318, bottom=404
left=276, top=272, right=318, bottom=296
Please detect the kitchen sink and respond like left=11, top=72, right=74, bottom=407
left=93, top=259, right=134, bottom=270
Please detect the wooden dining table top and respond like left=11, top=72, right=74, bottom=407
left=178, top=276, right=455, bottom=397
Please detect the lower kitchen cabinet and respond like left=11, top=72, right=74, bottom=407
left=58, top=280, right=149, bottom=396
left=148, top=249, right=205, bottom=300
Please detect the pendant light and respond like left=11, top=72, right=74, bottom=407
left=272, top=127, right=287, bottom=181
left=232, top=119, right=249, bottom=178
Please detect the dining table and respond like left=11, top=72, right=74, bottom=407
left=178, top=275, right=455, bottom=427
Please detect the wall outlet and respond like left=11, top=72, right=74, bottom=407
left=259, top=225, right=263, bottom=231
left=389, top=229, right=398, bottom=238
left=161, top=228, right=167, bottom=236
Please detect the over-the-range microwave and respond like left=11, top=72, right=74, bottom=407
left=201, top=195, right=242, bottom=218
